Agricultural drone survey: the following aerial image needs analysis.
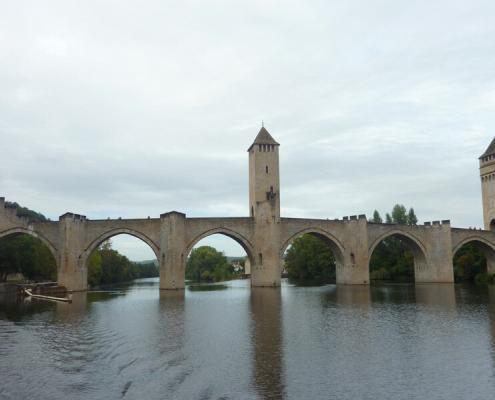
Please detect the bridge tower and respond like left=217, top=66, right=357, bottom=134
left=248, top=126, right=281, bottom=286
left=480, top=137, right=495, bottom=230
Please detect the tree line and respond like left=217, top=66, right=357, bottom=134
left=87, top=240, right=158, bottom=287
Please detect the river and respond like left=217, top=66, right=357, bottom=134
left=1, top=279, right=495, bottom=399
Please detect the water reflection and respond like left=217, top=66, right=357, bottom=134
left=371, top=283, right=416, bottom=304
left=0, top=293, right=56, bottom=321
left=415, top=284, right=456, bottom=309
left=55, top=292, right=88, bottom=321
left=250, top=287, right=285, bottom=399
left=3, top=280, right=495, bottom=399
left=187, top=283, right=228, bottom=291
left=134, top=290, right=186, bottom=398
left=335, top=284, right=371, bottom=310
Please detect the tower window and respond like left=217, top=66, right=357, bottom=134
left=259, top=144, right=262, bottom=151
left=266, top=166, right=269, bottom=173
left=259, top=253, right=263, bottom=265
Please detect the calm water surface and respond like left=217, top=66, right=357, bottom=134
left=1, top=279, right=495, bottom=400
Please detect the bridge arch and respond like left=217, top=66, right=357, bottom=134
left=280, top=228, right=346, bottom=266
left=368, top=229, right=428, bottom=281
left=81, top=228, right=160, bottom=266
left=185, top=227, right=255, bottom=264
left=452, top=236, right=495, bottom=256
left=452, top=236, right=495, bottom=278
left=0, top=227, right=59, bottom=263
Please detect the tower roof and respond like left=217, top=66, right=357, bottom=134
left=480, top=137, right=495, bottom=159
left=247, top=127, right=279, bottom=151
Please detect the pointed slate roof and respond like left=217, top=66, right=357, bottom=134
left=247, top=127, right=280, bottom=151
left=480, top=137, right=495, bottom=159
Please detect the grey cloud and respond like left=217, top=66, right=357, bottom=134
left=1, top=0, right=494, bottom=257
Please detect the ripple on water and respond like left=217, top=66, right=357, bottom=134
left=1, top=280, right=495, bottom=400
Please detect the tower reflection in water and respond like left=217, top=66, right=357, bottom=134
left=250, top=287, right=285, bottom=399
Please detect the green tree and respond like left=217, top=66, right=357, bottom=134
left=284, top=234, right=335, bottom=285
left=5, top=201, right=47, bottom=222
left=371, top=210, right=383, bottom=223
left=0, top=203, right=55, bottom=282
left=0, top=236, right=20, bottom=281
left=186, top=246, right=232, bottom=283
left=87, top=251, right=102, bottom=287
left=392, top=204, right=408, bottom=224
left=385, top=213, right=393, bottom=224
left=369, top=204, right=419, bottom=282
left=453, top=243, right=488, bottom=283
left=407, top=208, right=418, bottom=225
left=369, top=237, right=414, bottom=282
left=0, top=235, right=56, bottom=282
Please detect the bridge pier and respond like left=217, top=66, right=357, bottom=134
left=57, top=213, right=88, bottom=292
left=487, top=253, right=495, bottom=275
left=250, top=220, right=281, bottom=287
left=159, top=212, right=186, bottom=290
left=337, top=217, right=370, bottom=285
left=416, top=222, right=454, bottom=284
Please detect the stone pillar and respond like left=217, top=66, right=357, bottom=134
left=57, top=213, right=88, bottom=292
left=417, top=221, right=454, bottom=283
left=479, top=245, right=495, bottom=275
left=487, top=253, right=495, bottom=275
left=251, top=216, right=281, bottom=287
left=159, top=212, right=186, bottom=290
left=338, top=215, right=370, bottom=285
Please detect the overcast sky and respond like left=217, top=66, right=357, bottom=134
left=1, top=1, right=495, bottom=259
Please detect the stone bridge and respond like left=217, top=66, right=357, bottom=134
left=2, top=198, right=495, bottom=291
left=2, top=128, right=495, bottom=291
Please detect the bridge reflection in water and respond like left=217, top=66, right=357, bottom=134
left=250, top=287, right=285, bottom=399
left=3, top=280, right=495, bottom=399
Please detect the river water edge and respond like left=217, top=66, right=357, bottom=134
left=1, top=278, right=495, bottom=400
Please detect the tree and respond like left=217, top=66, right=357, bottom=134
left=453, top=243, right=487, bottom=283
left=385, top=213, right=393, bottom=224
left=284, top=234, right=335, bottom=285
left=392, top=204, right=408, bottom=224
left=5, top=201, right=47, bottom=222
left=371, top=210, right=382, bottom=224
left=87, top=251, right=102, bottom=287
left=0, top=234, right=56, bottom=282
left=369, top=237, right=414, bottom=282
left=186, top=246, right=232, bottom=283
left=0, top=202, right=55, bottom=282
left=0, top=236, right=20, bottom=281
left=369, top=204, right=419, bottom=282
left=407, top=208, right=418, bottom=225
